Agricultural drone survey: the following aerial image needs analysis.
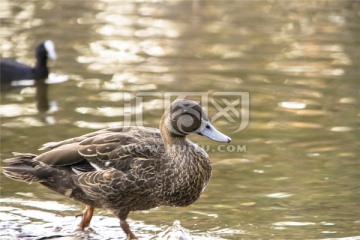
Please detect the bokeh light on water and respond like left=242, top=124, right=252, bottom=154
left=1, top=0, right=359, bottom=239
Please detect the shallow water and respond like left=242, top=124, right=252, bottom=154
left=1, top=0, right=359, bottom=239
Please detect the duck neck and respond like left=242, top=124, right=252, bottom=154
left=159, top=114, right=189, bottom=157
left=166, top=136, right=190, bottom=157
left=33, top=54, right=49, bottom=111
left=34, top=55, right=49, bottom=80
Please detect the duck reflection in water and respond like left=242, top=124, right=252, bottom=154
left=3, top=99, right=231, bottom=239
left=0, top=40, right=57, bottom=112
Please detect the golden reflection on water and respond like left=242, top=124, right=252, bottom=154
left=0, top=104, right=37, bottom=118
left=1, top=0, right=359, bottom=239
left=264, top=3, right=355, bottom=102
left=0, top=1, right=38, bottom=60
left=76, top=1, right=184, bottom=76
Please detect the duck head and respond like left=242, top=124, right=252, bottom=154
left=160, top=99, right=231, bottom=144
left=36, top=40, right=57, bottom=62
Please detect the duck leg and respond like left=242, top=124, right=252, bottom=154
left=118, top=212, right=137, bottom=240
left=76, top=205, right=94, bottom=230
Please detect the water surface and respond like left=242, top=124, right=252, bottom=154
left=1, top=0, right=359, bottom=239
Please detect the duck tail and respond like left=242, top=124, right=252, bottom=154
left=2, top=152, right=43, bottom=183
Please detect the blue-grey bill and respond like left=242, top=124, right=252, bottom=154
left=199, top=123, right=231, bottom=143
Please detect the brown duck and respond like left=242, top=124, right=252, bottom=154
left=2, top=99, right=231, bottom=239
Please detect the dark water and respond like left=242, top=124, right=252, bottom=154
left=1, top=0, right=359, bottom=239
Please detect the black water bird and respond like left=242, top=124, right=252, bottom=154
left=2, top=99, right=231, bottom=239
left=0, top=40, right=57, bottom=87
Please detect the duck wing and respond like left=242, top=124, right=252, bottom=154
left=36, top=126, right=164, bottom=173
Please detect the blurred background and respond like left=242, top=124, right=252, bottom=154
left=1, top=0, right=359, bottom=239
